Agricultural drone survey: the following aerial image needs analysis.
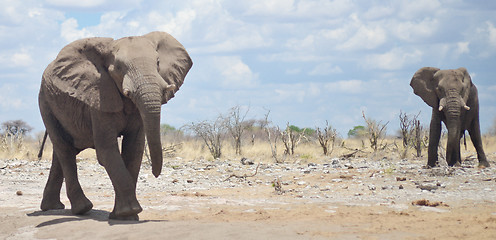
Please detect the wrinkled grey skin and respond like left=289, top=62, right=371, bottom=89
left=410, top=67, right=489, bottom=168
left=38, top=32, right=192, bottom=220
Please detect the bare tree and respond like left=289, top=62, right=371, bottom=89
left=316, top=121, right=337, bottom=156
left=224, top=105, right=251, bottom=155
left=413, top=119, right=423, bottom=157
left=185, top=117, right=225, bottom=159
left=1, top=119, right=33, bottom=150
left=398, top=111, right=425, bottom=158
left=399, top=111, right=414, bottom=148
left=281, top=123, right=306, bottom=155
left=262, top=110, right=281, bottom=163
left=362, top=111, right=388, bottom=152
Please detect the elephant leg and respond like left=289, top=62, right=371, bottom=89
left=427, top=110, right=442, bottom=167
left=39, top=100, right=92, bottom=214
left=121, top=124, right=145, bottom=184
left=92, top=117, right=142, bottom=220
left=96, top=140, right=142, bottom=220
left=110, top=129, right=145, bottom=221
left=57, top=148, right=94, bottom=215
left=468, top=120, right=490, bottom=167
left=41, top=151, right=65, bottom=211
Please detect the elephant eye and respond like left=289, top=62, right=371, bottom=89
left=435, top=87, right=441, bottom=95
left=157, top=58, right=160, bottom=71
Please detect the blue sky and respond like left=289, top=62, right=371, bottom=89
left=1, top=0, right=496, bottom=137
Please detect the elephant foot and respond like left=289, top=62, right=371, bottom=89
left=426, top=160, right=438, bottom=168
left=478, top=160, right=490, bottom=168
left=109, top=211, right=139, bottom=221
left=111, top=201, right=143, bottom=220
left=40, top=199, right=65, bottom=211
left=71, top=197, right=93, bottom=215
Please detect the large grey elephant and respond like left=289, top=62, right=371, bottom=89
left=38, top=31, right=192, bottom=220
left=410, top=67, right=489, bottom=168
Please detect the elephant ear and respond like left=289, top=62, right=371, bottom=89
left=43, top=37, right=123, bottom=112
left=410, top=67, right=441, bottom=108
left=143, top=31, right=193, bottom=97
left=458, top=67, right=473, bottom=103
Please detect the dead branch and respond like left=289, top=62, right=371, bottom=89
left=162, top=143, right=183, bottom=157
left=341, top=146, right=369, bottom=158
left=224, top=163, right=260, bottom=181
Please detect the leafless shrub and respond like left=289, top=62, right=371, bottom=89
left=1, top=119, right=33, bottom=151
left=362, top=111, right=389, bottom=152
left=399, top=111, right=426, bottom=158
left=315, top=121, right=337, bottom=156
left=185, top=117, right=225, bottom=159
left=281, top=123, right=306, bottom=155
left=224, top=105, right=252, bottom=155
left=262, top=110, right=282, bottom=163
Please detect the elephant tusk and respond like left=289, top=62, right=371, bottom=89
left=165, top=84, right=176, bottom=91
left=464, top=105, right=470, bottom=110
left=123, top=88, right=131, bottom=97
left=438, top=106, right=444, bottom=111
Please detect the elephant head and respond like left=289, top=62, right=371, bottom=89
left=410, top=67, right=472, bottom=113
left=410, top=67, right=473, bottom=165
left=46, top=32, right=192, bottom=177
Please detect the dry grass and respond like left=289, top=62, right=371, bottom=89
left=2, top=135, right=495, bottom=165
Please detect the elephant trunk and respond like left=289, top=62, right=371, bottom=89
left=444, top=95, right=462, bottom=166
left=446, top=120, right=461, bottom=166
left=126, top=73, right=164, bottom=178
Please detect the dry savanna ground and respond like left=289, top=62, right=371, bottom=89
left=1, top=136, right=496, bottom=239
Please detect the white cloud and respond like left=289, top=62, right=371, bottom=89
left=286, top=35, right=315, bottom=51
left=202, top=30, right=269, bottom=53
left=388, top=18, right=439, bottom=42
left=2, top=0, right=496, bottom=135
left=147, top=9, right=197, bottom=39
left=364, top=47, right=423, bottom=70
left=363, top=5, right=394, bottom=20
left=212, top=56, right=258, bottom=88
left=455, top=41, right=470, bottom=55
left=244, top=0, right=295, bottom=16
left=46, top=0, right=105, bottom=8
left=0, top=84, right=24, bottom=109
left=0, top=49, right=34, bottom=68
left=294, top=0, right=354, bottom=18
left=486, top=21, right=496, bottom=47
left=325, top=80, right=363, bottom=94
left=338, top=23, right=387, bottom=50
left=397, top=0, right=441, bottom=20
left=243, top=0, right=353, bottom=19
left=274, top=84, right=307, bottom=103
left=12, top=51, right=33, bottom=67
left=45, top=0, right=143, bottom=10
left=309, top=62, right=342, bottom=75
left=289, top=14, right=387, bottom=53
left=60, top=18, right=94, bottom=42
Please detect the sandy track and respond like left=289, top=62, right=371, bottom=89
left=1, top=156, right=496, bottom=239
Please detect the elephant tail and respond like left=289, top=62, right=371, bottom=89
left=38, top=131, right=48, bottom=161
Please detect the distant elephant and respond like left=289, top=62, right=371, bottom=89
left=410, top=67, right=489, bottom=168
left=38, top=31, right=192, bottom=220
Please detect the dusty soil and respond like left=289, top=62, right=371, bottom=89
left=1, top=154, right=496, bottom=239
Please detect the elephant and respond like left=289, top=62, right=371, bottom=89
left=410, top=67, right=489, bottom=168
left=38, top=31, right=192, bottom=220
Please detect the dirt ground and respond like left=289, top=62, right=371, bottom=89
left=1, top=154, right=496, bottom=239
